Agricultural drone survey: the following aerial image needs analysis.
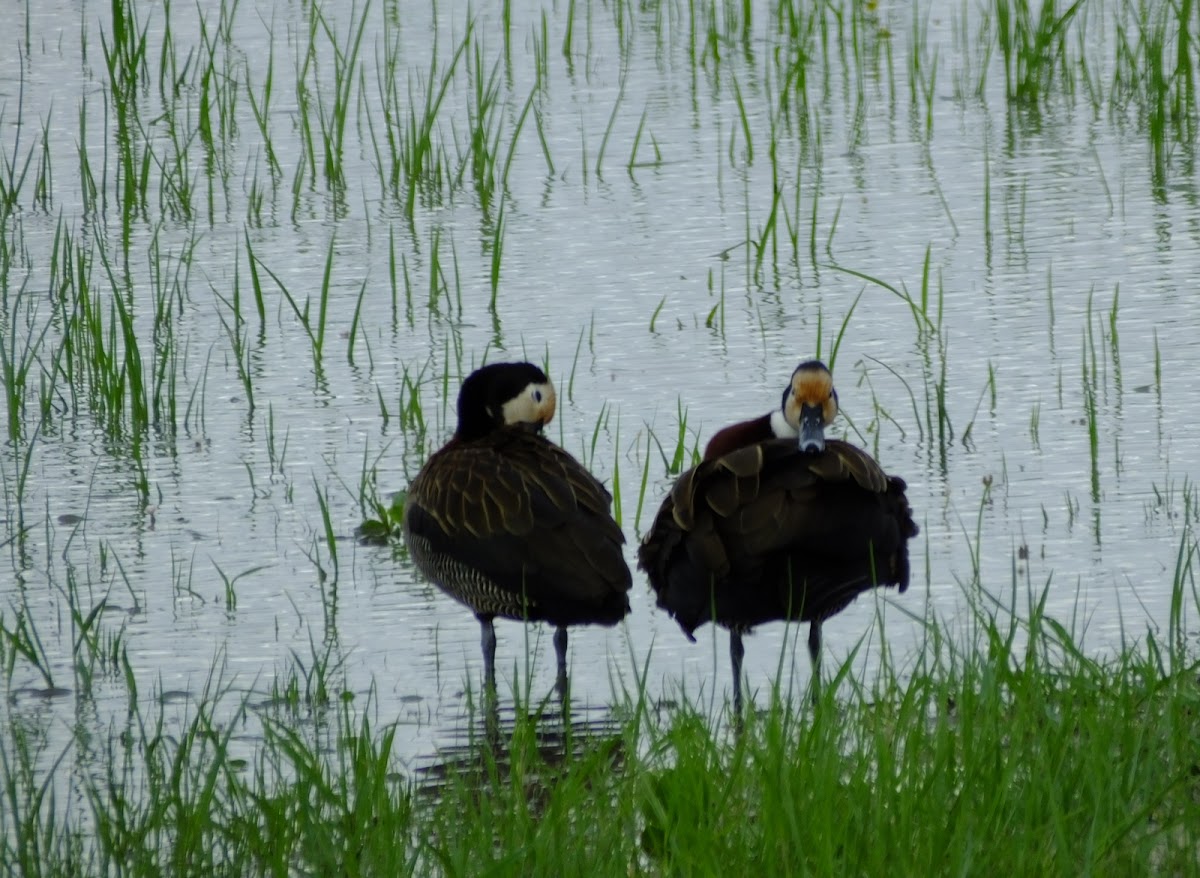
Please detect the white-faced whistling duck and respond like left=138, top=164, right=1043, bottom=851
left=637, top=360, right=918, bottom=714
left=403, top=362, right=632, bottom=699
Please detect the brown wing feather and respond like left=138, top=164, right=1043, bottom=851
left=405, top=429, right=631, bottom=624
left=638, top=437, right=916, bottom=637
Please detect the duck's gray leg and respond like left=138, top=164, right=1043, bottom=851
left=730, top=630, right=745, bottom=717
left=808, top=620, right=822, bottom=703
left=553, top=626, right=569, bottom=700
left=480, top=616, right=498, bottom=696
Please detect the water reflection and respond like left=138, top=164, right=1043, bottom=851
left=414, top=698, right=625, bottom=800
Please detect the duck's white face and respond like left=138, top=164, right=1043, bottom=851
left=500, top=379, right=557, bottom=428
left=782, top=361, right=838, bottom=452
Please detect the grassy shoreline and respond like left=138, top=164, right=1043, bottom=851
left=3, top=582, right=1198, bottom=876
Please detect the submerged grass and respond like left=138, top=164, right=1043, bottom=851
left=1, top=576, right=1198, bottom=876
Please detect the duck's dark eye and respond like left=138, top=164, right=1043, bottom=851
left=533, top=390, right=543, bottom=403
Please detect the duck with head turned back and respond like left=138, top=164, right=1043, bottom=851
left=638, top=360, right=918, bottom=715
left=402, top=361, right=632, bottom=701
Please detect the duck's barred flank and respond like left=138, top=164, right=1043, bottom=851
left=405, top=532, right=535, bottom=621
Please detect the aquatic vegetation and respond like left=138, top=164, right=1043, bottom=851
left=0, top=0, right=1197, bottom=871
left=0, top=574, right=1197, bottom=875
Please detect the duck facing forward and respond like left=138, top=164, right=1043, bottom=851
left=638, top=360, right=918, bottom=713
left=402, top=362, right=632, bottom=698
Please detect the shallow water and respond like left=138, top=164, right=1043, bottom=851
left=1, top=0, right=1199, bottom=780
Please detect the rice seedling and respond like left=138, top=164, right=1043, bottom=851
left=243, top=38, right=281, bottom=180
left=0, top=716, right=77, bottom=878
left=1, top=280, right=53, bottom=443
left=101, top=0, right=150, bottom=97
left=440, top=567, right=1200, bottom=870
left=24, top=114, right=54, bottom=214
left=994, top=0, right=1085, bottom=106
left=349, top=437, right=392, bottom=530
left=1112, top=0, right=1199, bottom=188
left=627, top=106, right=663, bottom=172
left=249, top=708, right=414, bottom=871
left=169, top=545, right=202, bottom=605
left=814, top=288, right=862, bottom=375
left=212, top=561, right=271, bottom=614
left=907, top=3, right=938, bottom=137
left=425, top=227, right=449, bottom=315
left=249, top=232, right=336, bottom=374
left=646, top=396, right=698, bottom=477
left=195, top=0, right=243, bottom=168
left=464, top=34, right=504, bottom=212
left=101, top=8, right=153, bottom=241
left=241, top=458, right=269, bottom=507
left=633, top=428, right=654, bottom=535
left=827, top=260, right=937, bottom=343
left=1107, top=283, right=1121, bottom=394
left=154, top=107, right=199, bottom=223
left=214, top=271, right=257, bottom=416
left=265, top=631, right=344, bottom=713
left=389, top=361, right=428, bottom=438
left=704, top=264, right=726, bottom=335
left=145, top=228, right=192, bottom=432
left=102, top=664, right=254, bottom=875
left=181, top=348, right=212, bottom=437
left=1082, top=328, right=1101, bottom=504
left=1167, top=524, right=1197, bottom=661
left=931, top=335, right=953, bottom=466
left=65, top=557, right=133, bottom=695
left=562, top=0, right=578, bottom=66
left=313, top=477, right=340, bottom=583
left=310, top=2, right=368, bottom=192
left=50, top=233, right=158, bottom=443
left=0, top=602, right=55, bottom=691
left=389, top=24, right=469, bottom=217
left=610, top=412, right=623, bottom=528
left=1153, top=326, right=1162, bottom=400
left=497, top=85, right=539, bottom=192
left=595, top=69, right=628, bottom=180
left=648, top=296, right=666, bottom=332
left=580, top=401, right=612, bottom=474
left=154, top=0, right=183, bottom=100
left=749, top=174, right=782, bottom=283
left=730, top=74, right=754, bottom=168
left=529, top=10, right=552, bottom=93
left=291, top=41, right=319, bottom=198
left=488, top=203, right=506, bottom=308
left=960, top=369, right=999, bottom=453
left=859, top=355, right=923, bottom=450
left=345, top=274, right=372, bottom=367
left=807, top=163, right=822, bottom=271
left=564, top=326, right=586, bottom=404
